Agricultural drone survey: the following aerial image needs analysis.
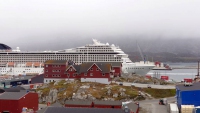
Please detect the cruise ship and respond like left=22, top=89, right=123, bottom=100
left=0, top=39, right=155, bottom=76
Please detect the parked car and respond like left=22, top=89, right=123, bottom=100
left=147, top=84, right=151, bottom=88
left=131, top=83, right=135, bottom=87
left=119, top=82, right=123, bottom=86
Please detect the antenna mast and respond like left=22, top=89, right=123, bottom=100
left=136, top=41, right=144, bottom=61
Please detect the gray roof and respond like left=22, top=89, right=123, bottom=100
left=176, top=82, right=200, bottom=91
left=73, top=65, right=81, bottom=72
left=94, top=100, right=122, bottom=105
left=65, top=100, right=92, bottom=105
left=31, top=74, right=44, bottom=84
left=79, top=63, right=111, bottom=73
left=4, top=86, right=26, bottom=92
left=41, top=107, right=126, bottom=113
left=37, top=107, right=47, bottom=113
left=0, top=92, right=27, bottom=100
left=51, top=102, right=63, bottom=107
left=4, top=88, right=20, bottom=92
left=66, top=65, right=81, bottom=73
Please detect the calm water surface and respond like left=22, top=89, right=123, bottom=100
left=147, top=63, right=199, bottom=82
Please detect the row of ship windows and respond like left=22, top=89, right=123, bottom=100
left=0, top=59, right=121, bottom=63
left=126, top=68, right=145, bottom=70
left=79, top=47, right=112, bottom=49
left=0, top=55, right=117, bottom=56
left=0, top=71, right=41, bottom=73
left=45, top=73, right=106, bottom=77
left=0, top=68, right=35, bottom=70
left=79, top=50, right=113, bottom=52
left=0, top=57, right=116, bottom=58
left=0, top=57, right=120, bottom=59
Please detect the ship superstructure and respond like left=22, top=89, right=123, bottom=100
left=0, top=39, right=155, bottom=75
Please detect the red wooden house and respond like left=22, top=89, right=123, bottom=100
left=79, top=63, right=113, bottom=84
left=44, top=60, right=121, bottom=84
left=44, top=60, right=69, bottom=83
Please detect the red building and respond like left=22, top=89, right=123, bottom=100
left=44, top=60, right=122, bottom=84
left=78, top=63, right=113, bottom=84
left=65, top=100, right=121, bottom=109
left=44, top=60, right=69, bottom=83
left=109, top=62, right=122, bottom=77
left=0, top=92, right=38, bottom=113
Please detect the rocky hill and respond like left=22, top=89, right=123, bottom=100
left=36, top=75, right=176, bottom=104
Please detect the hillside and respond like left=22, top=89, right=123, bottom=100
left=36, top=77, right=176, bottom=104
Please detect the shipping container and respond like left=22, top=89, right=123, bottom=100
left=145, top=75, right=151, bottom=79
left=176, top=83, right=200, bottom=108
left=161, top=76, right=169, bottom=80
left=184, top=79, right=193, bottom=82
left=194, top=106, right=200, bottom=113
left=169, top=103, right=179, bottom=113
left=181, top=105, right=194, bottom=113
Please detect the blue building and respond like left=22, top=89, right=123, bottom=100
left=176, top=82, right=200, bottom=108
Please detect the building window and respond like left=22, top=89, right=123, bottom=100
left=102, top=73, right=105, bottom=76
left=90, top=73, right=93, bottom=76
left=46, top=80, right=47, bottom=82
left=84, top=73, right=87, bottom=76
left=46, top=65, right=48, bottom=67
left=90, top=68, right=93, bottom=71
left=96, top=68, right=99, bottom=71
left=46, top=70, right=48, bottom=72
left=67, top=73, right=70, bottom=77
left=73, top=74, right=77, bottom=77
left=70, top=68, right=73, bottom=71
left=46, top=75, right=48, bottom=77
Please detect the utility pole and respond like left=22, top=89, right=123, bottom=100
left=198, top=61, right=199, bottom=76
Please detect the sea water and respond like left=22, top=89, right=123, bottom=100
left=147, top=63, right=199, bottom=82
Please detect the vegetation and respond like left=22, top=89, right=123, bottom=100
left=37, top=80, right=175, bottom=103
left=142, top=88, right=176, bottom=98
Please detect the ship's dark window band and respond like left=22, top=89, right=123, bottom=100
left=0, top=52, right=119, bottom=55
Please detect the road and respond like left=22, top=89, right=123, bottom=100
left=139, top=97, right=176, bottom=113
left=117, top=82, right=175, bottom=89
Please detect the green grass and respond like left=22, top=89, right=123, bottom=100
left=143, top=88, right=176, bottom=98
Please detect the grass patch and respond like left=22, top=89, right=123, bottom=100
left=143, top=88, right=176, bottom=98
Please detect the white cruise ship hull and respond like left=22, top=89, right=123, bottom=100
left=122, top=61, right=155, bottom=75
left=0, top=39, right=155, bottom=76
left=0, top=67, right=43, bottom=76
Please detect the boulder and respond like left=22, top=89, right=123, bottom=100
left=54, top=81, right=59, bottom=86
left=113, top=93, right=118, bottom=98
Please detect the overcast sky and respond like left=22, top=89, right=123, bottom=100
left=0, top=0, right=200, bottom=50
